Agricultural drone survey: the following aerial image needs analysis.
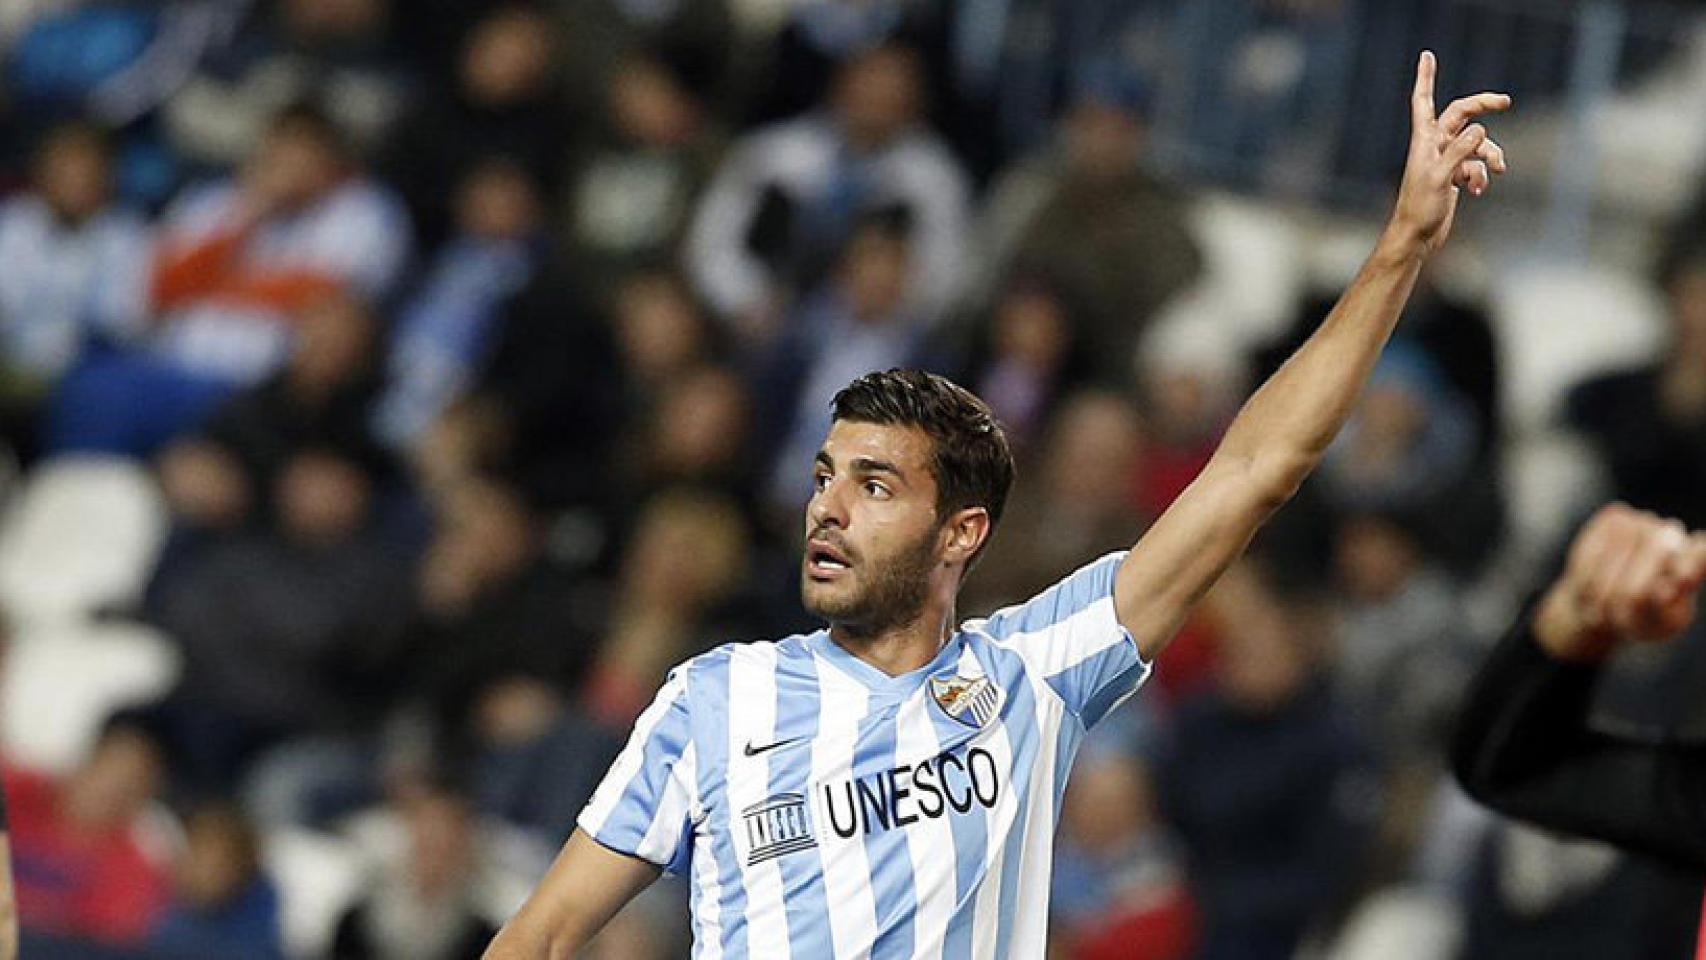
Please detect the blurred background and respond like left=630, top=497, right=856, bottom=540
left=0, top=0, right=1703, bottom=957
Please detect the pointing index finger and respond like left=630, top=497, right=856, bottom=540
left=1412, top=50, right=1437, bottom=128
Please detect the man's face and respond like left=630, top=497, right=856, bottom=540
left=835, top=48, right=920, bottom=149
left=38, top=135, right=110, bottom=223
left=802, top=420, right=943, bottom=633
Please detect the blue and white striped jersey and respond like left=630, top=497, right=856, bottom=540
left=577, top=551, right=1151, bottom=959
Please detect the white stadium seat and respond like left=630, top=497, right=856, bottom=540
left=1490, top=262, right=1666, bottom=433
left=0, top=621, right=180, bottom=775
left=0, top=455, right=168, bottom=627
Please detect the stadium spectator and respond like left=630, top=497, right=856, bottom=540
left=51, top=102, right=408, bottom=456
left=1568, top=237, right=1706, bottom=529
left=1331, top=513, right=1475, bottom=762
left=245, top=475, right=604, bottom=833
left=615, top=364, right=754, bottom=517
left=330, top=781, right=499, bottom=960
left=144, top=452, right=415, bottom=796
left=383, top=3, right=568, bottom=251
left=0, top=120, right=149, bottom=463
left=1052, top=747, right=1197, bottom=960
left=1265, top=273, right=1503, bottom=458
left=962, top=390, right=1148, bottom=616
left=919, top=2, right=1177, bottom=185
left=554, top=0, right=736, bottom=123
left=1329, top=512, right=1479, bottom=884
left=373, top=158, right=546, bottom=453
left=405, top=477, right=595, bottom=731
left=581, top=487, right=755, bottom=727
left=144, top=303, right=413, bottom=793
left=148, top=801, right=285, bottom=960
left=458, top=677, right=621, bottom=842
left=756, top=211, right=934, bottom=519
left=1130, top=315, right=1245, bottom=520
left=559, top=54, right=720, bottom=297
left=1, top=1, right=236, bottom=206
left=164, top=0, right=409, bottom=170
left=155, top=291, right=387, bottom=533
left=606, top=268, right=721, bottom=414
left=953, top=275, right=1092, bottom=459
left=5, top=717, right=171, bottom=947
left=741, top=0, right=920, bottom=125
left=978, top=60, right=1201, bottom=385
left=412, top=264, right=623, bottom=513
left=687, top=42, right=970, bottom=341
left=1316, top=340, right=1501, bottom=573
left=1174, top=0, right=1353, bottom=189
left=1158, top=559, right=1377, bottom=960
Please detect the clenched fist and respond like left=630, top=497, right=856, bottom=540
left=1533, top=503, right=1706, bottom=662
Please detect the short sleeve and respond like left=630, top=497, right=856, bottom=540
left=576, top=667, right=698, bottom=875
left=970, top=551, right=1150, bottom=727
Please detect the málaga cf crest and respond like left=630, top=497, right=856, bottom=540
left=930, top=673, right=1002, bottom=729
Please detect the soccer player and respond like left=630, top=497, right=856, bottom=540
left=484, top=52, right=1510, bottom=959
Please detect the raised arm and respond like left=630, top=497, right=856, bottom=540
left=1117, top=52, right=1511, bottom=659
left=482, top=829, right=661, bottom=959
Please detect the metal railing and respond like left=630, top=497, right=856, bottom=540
left=1130, top=0, right=1705, bottom=253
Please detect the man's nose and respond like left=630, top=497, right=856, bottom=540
left=809, top=480, right=848, bottom=530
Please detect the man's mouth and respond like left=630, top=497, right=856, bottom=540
left=805, top=539, right=853, bottom=580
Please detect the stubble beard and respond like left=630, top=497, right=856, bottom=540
left=803, top=526, right=939, bottom=638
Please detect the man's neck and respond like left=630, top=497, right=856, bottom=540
left=830, top=603, right=955, bottom=678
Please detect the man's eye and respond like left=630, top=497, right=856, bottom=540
left=864, top=480, right=889, bottom=497
left=814, top=473, right=831, bottom=491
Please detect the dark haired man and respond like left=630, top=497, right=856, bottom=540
left=487, top=53, right=1509, bottom=958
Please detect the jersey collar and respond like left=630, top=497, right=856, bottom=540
left=807, top=627, right=966, bottom=700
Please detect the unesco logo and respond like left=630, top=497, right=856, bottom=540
left=742, top=793, right=817, bottom=866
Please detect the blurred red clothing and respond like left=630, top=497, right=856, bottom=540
left=1064, top=884, right=1197, bottom=960
left=1129, top=437, right=1216, bottom=521
left=5, top=767, right=170, bottom=945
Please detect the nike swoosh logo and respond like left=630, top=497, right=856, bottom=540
left=744, top=737, right=804, bottom=757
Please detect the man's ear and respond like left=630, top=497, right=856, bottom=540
left=941, top=507, right=991, bottom=568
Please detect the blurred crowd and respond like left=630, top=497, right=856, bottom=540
left=0, top=0, right=1703, bottom=958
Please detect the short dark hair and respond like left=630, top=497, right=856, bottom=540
left=33, top=118, right=113, bottom=165
left=1657, top=227, right=1706, bottom=295
left=831, top=369, right=1015, bottom=547
left=266, top=100, right=350, bottom=158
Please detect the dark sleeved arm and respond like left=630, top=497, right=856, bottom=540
left=1450, top=608, right=1706, bottom=871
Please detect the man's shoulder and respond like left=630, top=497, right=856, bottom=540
left=962, top=551, right=1130, bottom=639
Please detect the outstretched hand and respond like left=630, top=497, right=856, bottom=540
left=1390, top=51, right=1510, bottom=256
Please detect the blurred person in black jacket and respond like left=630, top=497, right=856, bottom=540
left=143, top=289, right=414, bottom=797
left=1453, top=503, right=1706, bottom=959
left=155, top=291, right=388, bottom=535
left=383, top=4, right=570, bottom=251
left=1569, top=240, right=1706, bottom=531
left=1158, top=557, right=1378, bottom=960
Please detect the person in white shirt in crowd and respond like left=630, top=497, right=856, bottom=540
left=686, top=42, right=969, bottom=344
left=50, top=101, right=409, bottom=455
left=0, top=120, right=151, bottom=462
